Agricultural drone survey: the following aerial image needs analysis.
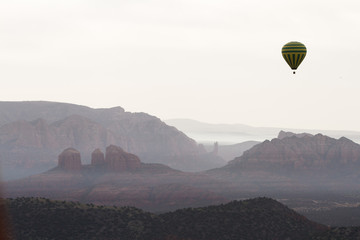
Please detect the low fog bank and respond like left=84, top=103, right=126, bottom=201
left=165, top=119, right=360, bottom=145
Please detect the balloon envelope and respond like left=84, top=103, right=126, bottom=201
left=282, top=42, right=307, bottom=72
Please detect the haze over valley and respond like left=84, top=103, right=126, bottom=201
left=2, top=101, right=360, bottom=238
left=165, top=118, right=360, bottom=145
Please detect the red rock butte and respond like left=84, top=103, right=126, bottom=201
left=57, top=145, right=142, bottom=172
left=105, top=145, right=141, bottom=171
left=58, top=148, right=82, bottom=171
left=91, top=148, right=105, bottom=165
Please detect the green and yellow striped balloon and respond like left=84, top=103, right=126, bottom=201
left=282, top=41, right=307, bottom=74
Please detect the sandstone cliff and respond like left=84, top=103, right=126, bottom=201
left=58, top=148, right=82, bottom=171
left=91, top=148, right=105, bottom=165
left=277, top=130, right=313, bottom=139
left=59, top=145, right=170, bottom=173
left=227, top=132, right=360, bottom=172
left=104, top=145, right=141, bottom=171
left=0, top=101, right=212, bottom=180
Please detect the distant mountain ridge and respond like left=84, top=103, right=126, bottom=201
left=0, top=101, right=224, bottom=180
left=165, top=118, right=360, bottom=144
left=0, top=101, right=126, bottom=126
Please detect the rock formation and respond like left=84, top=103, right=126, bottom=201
left=212, top=142, right=219, bottom=155
left=57, top=145, right=144, bottom=172
left=227, top=132, right=360, bottom=172
left=57, top=148, right=82, bottom=171
left=277, top=130, right=313, bottom=139
left=91, top=148, right=105, bottom=165
left=105, top=145, right=141, bottom=171
left=0, top=101, right=210, bottom=180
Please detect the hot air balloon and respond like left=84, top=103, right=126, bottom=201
left=282, top=41, right=307, bottom=74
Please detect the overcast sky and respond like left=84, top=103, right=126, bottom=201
left=1, top=0, right=360, bottom=131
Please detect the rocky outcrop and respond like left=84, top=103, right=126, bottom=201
left=204, top=141, right=259, bottom=162
left=0, top=101, right=208, bottom=180
left=105, top=145, right=141, bottom=171
left=57, top=148, right=82, bottom=171
left=212, top=142, right=219, bottom=155
left=278, top=130, right=313, bottom=139
left=91, top=148, right=105, bottom=165
left=57, top=145, right=143, bottom=172
left=227, top=132, right=360, bottom=172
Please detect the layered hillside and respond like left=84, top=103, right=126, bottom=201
left=201, top=131, right=360, bottom=197
left=226, top=131, right=360, bottom=173
left=4, top=197, right=330, bottom=240
left=0, top=101, right=224, bottom=179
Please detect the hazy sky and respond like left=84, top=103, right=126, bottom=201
left=1, top=0, right=360, bottom=131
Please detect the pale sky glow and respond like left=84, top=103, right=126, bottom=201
left=1, top=0, right=360, bottom=130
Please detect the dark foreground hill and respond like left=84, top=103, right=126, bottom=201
left=2, top=197, right=334, bottom=240
left=159, top=197, right=327, bottom=240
